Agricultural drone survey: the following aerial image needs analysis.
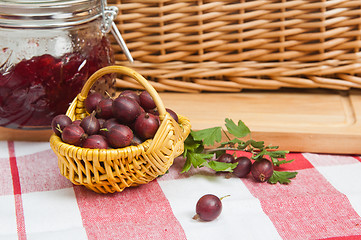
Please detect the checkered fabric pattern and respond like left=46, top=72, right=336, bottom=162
left=1, top=140, right=361, bottom=240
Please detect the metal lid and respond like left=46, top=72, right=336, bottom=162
left=0, top=0, right=102, bottom=28
left=0, top=0, right=134, bottom=62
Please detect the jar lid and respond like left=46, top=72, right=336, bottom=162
left=0, top=0, right=102, bottom=28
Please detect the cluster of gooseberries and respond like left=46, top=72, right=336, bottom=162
left=51, top=90, right=179, bottom=149
left=217, top=153, right=274, bottom=182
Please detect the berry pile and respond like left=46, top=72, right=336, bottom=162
left=217, top=153, right=274, bottom=182
left=51, top=90, right=179, bottom=149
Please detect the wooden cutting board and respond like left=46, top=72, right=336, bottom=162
left=159, top=89, right=361, bottom=155
left=1, top=89, right=360, bottom=154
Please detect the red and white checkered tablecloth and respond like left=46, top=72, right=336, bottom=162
left=1, top=140, right=361, bottom=240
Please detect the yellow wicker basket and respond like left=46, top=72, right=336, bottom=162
left=108, top=0, right=361, bottom=92
left=49, top=66, right=191, bottom=194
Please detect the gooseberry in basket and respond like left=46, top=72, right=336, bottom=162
left=96, top=98, right=113, bottom=119
left=134, top=112, right=159, bottom=141
left=165, top=108, right=178, bottom=123
left=251, top=158, right=274, bottom=182
left=139, top=91, right=156, bottom=110
left=82, top=134, right=108, bottom=149
left=51, top=114, right=72, bottom=137
left=99, top=118, right=118, bottom=137
left=119, top=90, right=140, bottom=104
left=194, top=194, right=223, bottom=222
left=97, top=118, right=106, bottom=129
left=80, top=113, right=100, bottom=135
left=151, top=108, right=179, bottom=123
left=112, top=95, right=143, bottom=124
left=107, top=124, right=133, bottom=148
left=84, top=92, right=103, bottom=114
left=130, top=134, right=143, bottom=146
left=231, top=156, right=252, bottom=178
left=61, top=123, right=87, bottom=146
left=72, top=120, right=81, bottom=126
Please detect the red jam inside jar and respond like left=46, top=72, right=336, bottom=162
left=0, top=36, right=114, bottom=129
left=0, top=0, right=122, bottom=129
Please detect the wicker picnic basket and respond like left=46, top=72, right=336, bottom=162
left=49, top=66, right=191, bottom=194
left=108, top=0, right=361, bottom=92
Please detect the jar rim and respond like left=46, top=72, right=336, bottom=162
left=0, top=0, right=103, bottom=28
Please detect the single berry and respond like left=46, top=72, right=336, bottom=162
left=134, top=112, right=159, bottom=140
left=120, top=90, right=140, bottom=104
left=84, top=92, right=103, bottom=114
left=96, top=98, right=113, bottom=119
left=99, top=118, right=118, bottom=137
left=166, top=108, right=178, bottom=123
left=251, top=158, right=274, bottom=182
left=82, top=134, right=108, bottom=149
left=97, top=118, right=106, bottom=128
left=152, top=108, right=178, bottom=123
left=107, top=124, right=133, bottom=148
left=72, top=120, right=81, bottom=126
left=112, top=96, right=142, bottom=124
left=131, top=134, right=143, bottom=146
left=61, top=124, right=87, bottom=146
left=51, top=114, right=72, bottom=137
left=217, top=153, right=234, bottom=163
left=194, top=194, right=223, bottom=221
left=80, top=113, right=100, bottom=135
left=232, top=156, right=252, bottom=178
left=139, top=91, right=156, bottom=110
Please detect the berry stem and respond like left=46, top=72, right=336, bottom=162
left=205, top=147, right=240, bottom=153
left=192, top=214, right=200, bottom=220
left=105, top=90, right=114, bottom=99
left=219, top=195, right=230, bottom=201
left=222, top=128, right=232, bottom=142
left=56, top=124, right=63, bottom=133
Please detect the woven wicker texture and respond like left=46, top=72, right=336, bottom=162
left=108, top=0, right=361, bottom=92
left=50, top=66, right=191, bottom=194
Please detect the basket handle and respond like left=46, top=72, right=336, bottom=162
left=80, top=65, right=167, bottom=119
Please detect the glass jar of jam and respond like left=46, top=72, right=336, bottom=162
left=0, top=0, right=120, bottom=129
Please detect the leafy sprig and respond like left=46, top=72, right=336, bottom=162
left=182, top=118, right=297, bottom=184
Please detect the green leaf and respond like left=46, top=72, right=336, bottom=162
left=191, top=127, right=222, bottom=146
left=271, top=158, right=294, bottom=167
left=190, top=152, right=214, bottom=168
left=184, top=141, right=202, bottom=153
left=266, top=145, right=279, bottom=150
left=181, top=152, right=192, bottom=173
left=184, top=134, right=204, bottom=153
left=247, top=139, right=265, bottom=149
left=206, top=160, right=238, bottom=172
left=214, top=149, right=226, bottom=158
left=268, top=170, right=298, bottom=184
left=225, top=118, right=250, bottom=138
left=184, top=141, right=201, bottom=152
left=268, top=150, right=289, bottom=159
left=219, top=138, right=248, bottom=150
left=251, top=149, right=268, bottom=160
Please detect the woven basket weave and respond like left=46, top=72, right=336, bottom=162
left=108, top=0, right=361, bottom=92
left=49, top=66, right=191, bottom=194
